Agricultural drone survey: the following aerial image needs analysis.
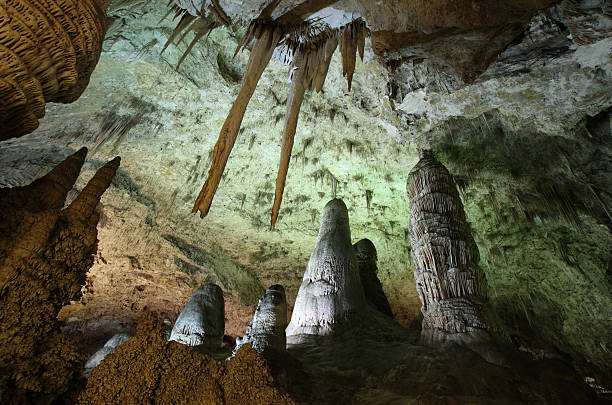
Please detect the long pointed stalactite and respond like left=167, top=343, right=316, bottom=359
left=192, top=22, right=283, bottom=218
left=406, top=150, right=488, bottom=342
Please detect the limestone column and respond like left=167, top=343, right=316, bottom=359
left=406, top=151, right=487, bottom=338
left=169, top=283, right=225, bottom=348
left=286, top=199, right=366, bottom=343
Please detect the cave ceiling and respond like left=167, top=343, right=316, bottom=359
left=0, top=0, right=611, bottom=387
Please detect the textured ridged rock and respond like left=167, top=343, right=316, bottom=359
left=234, top=284, right=287, bottom=357
left=286, top=199, right=366, bottom=342
left=0, top=148, right=119, bottom=402
left=353, top=238, right=393, bottom=318
left=83, top=333, right=132, bottom=377
left=0, top=0, right=109, bottom=140
left=169, top=283, right=225, bottom=348
left=406, top=151, right=488, bottom=337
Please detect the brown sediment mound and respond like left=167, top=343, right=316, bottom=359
left=0, top=148, right=120, bottom=403
left=79, top=312, right=297, bottom=405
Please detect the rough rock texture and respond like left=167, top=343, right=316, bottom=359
left=286, top=199, right=366, bottom=342
left=406, top=151, right=488, bottom=336
left=353, top=238, right=393, bottom=317
left=0, top=0, right=109, bottom=139
left=83, top=332, right=131, bottom=376
left=0, top=148, right=119, bottom=403
left=79, top=312, right=296, bottom=405
left=235, top=284, right=287, bottom=357
left=1, top=0, right=610, bottom=389
left=169, top=283, right=225, bottom=347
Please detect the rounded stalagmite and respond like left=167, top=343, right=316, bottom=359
left=169, top=283, right=225, bottom=348
left=286, top=199, right=366, bottom=343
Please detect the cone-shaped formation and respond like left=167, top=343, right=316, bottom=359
left=0, top=150, right=119, bottom=400
left=340, top=19, right=366, bottom=92
left=406, top=151, right=487, bottom=335
left=169, top=283, right=225, bottom=348
left=286, top=199, right=366, bottom=343
left=234, top=284, right=287, bottom=357
left=66, top=156, right=121, bottom=218
left=353, top=238, right=393, bottom=318
left=192, top=23, right=283, bottom=218
left=83, top=333, right=132, bottom=377
left=0, top=0, right=109, bottom=139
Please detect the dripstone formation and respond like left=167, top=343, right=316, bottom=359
left=0, top=0, right=109, bottom=139
left=0, top=147, right=119, bottom=403
left=353, top=238, right=393, bottom=318
left=83, top=333, right=132, bottom=377
left=234, top=284, right=287, bottom=357
left=169, top=283, right=225, bottom=348
left=406, top=151, right=488, bottom=339
left=286, top=199, right=366, bottom=343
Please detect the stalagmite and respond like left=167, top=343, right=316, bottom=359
left=169, top=283, right=225, bottom=348
left=406, top=150, right=488, bottom=340
left=0, top=0, right=109, bottom=139
left=353, top=238, right=393, bottom=317
left=0, top=148, right=119, bottom=400
left=234, top=284, right=287, bottom=357
left=286, top=199, right=366, bottom=343
left=192, top=23, right=283, bottom=218
left=83, top=333, right=132, bottom=377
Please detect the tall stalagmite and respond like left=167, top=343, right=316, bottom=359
left=0, top=0, right=110, bottom=139
left=286, top=199, right=366, bottom=343
left=406, top=151, right=488, bottom=339
left=353, top=238, right=393, bottom=318
left=0, top=148, right=119, bottom=403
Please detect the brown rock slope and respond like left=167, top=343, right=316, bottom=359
left=79, top=312, right=296, bottom=405
left=0, top=147, right=119, bottom=403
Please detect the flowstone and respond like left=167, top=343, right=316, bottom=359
left=234, top=284, right=287, bottom=357
left=286, top=199, right=366, bottom=343
left=406, top=151, right=488, bottom=340
left=169, top=283, right=225, bottom=348
left=353, top=239, right=393, bottom=318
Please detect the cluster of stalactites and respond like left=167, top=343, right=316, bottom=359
left=182, top=0, right=369, bottom=227
left=0, top=0, right=109, bottom=139
left=406, top=151, right=487, bottom=334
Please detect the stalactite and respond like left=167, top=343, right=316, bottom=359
left=406, top=150, right=487, bottom=336
left=0, top=0, right=109, bottom=139
left=193, top=22, right=283, bottom=218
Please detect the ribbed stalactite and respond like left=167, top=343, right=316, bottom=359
left=0, top=0, right=109, bottom=140
left=0, top=148, right=119, bottom=402
left=406, top=151, right=488, bottom=334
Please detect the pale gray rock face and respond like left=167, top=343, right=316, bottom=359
left=234, top=284, right=287, bottom=356
left=169, top=283, right=225, bottom=347
left=83, top=333, right=132, bottom=377
left=286, top=199, right=366, bottom=343
left=406, top=151, right=488, bottom=337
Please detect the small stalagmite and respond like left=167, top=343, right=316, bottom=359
left=406, top=150, right=488, bottom=340
left=286, top=199, right=366, bottom=343
left=353, top=238, right=393, bottom=318
left=169, top=283, right=225, bottom=348
left=83, top=333, right=132, bottom=377
left=234, top=284, right=287, bottom=357
left=0, top=0, right=109, bottom=139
